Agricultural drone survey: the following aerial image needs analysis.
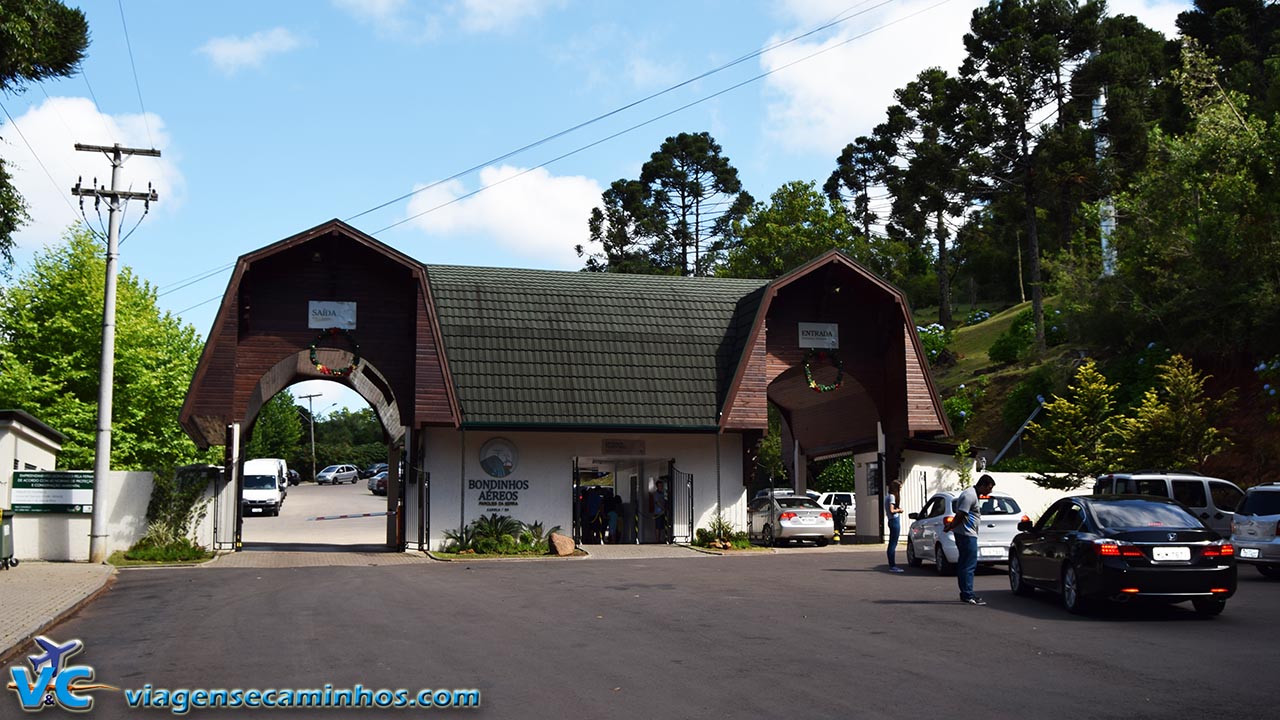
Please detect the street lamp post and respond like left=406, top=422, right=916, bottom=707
left=297, top=394, right=335, bottom=482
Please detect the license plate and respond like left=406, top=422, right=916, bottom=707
left=1240, top=548, right=1261, bottom=559
left=1152, top=546, right=1190, bottom=561
left=801, top=517, right=816, bottom=524
left=979, top=547, right=1005, bottom=558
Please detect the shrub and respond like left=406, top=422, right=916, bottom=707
left=123, top=537, right=210, bottom=562
left=964, top=308, right=991, bottom=325
left=944, top=378, right=987, bottom=434
left=988, top=307, right=1066, bottom=363
left=916, top=323, right=953, bottom=366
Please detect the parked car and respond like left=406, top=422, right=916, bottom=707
left=816, top=491, right=857, bottom=529
left=241, top=458, right=286, bottom=516
left=287, top=469, right=300, bottom=486
left=753, top=487, right=796, bottom=500
left=906, top=491, right=1027, bottom=574
left=360, top=463, right=388, bottom=479
left=1093, top=471, right=1243, bottom=536
left=1231, top=482, right=1280, bottom=579
left=368, top=470, right=388, bottom=496
left=316, top=464, right=359, bottom=485
left=747, top=495, right=834, bottom=547
left=1008, top=495, right=1237, bottom=616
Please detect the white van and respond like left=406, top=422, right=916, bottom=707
left=242, top=458, right=287, bottom=516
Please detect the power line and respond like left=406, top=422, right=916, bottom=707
left=373, top=0, right=957, bottom=236
left=344, top=0, right=897, bottom=224
left=116, top=0, right=155, bottom=149
left=144, top=0, right=901, bottom=299
left=176, top=293, right=222, bottom=315
left=77, top=64, right=117, bottom=143
left=0, top=99, right=81, bottom=223
left=158, top=262, right=235, bottom=297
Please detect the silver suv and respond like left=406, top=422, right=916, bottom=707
left=1232, top=483, right=1280, bottom=579
left=1093, top=471, right=1243, bottom=537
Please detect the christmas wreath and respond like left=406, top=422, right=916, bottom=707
left=804, top=348, right=843, bottom=393
left=309, top=327, right=361, bottom=377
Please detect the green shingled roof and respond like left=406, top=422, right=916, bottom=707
left=424, top=265, right=768, bottom=429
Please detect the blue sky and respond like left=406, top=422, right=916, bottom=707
left=2, top=0, right=1185, bottom=415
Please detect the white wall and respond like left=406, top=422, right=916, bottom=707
left=422, top=429, right=745, bottom=550
left=896, top=449, right=1075, bottom=520
left=12, top=471, right=152, bottom=561
left=0, top=419, right=61, bottom=509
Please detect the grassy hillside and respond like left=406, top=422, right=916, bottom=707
left=916, top=302, right=1279, bottom=484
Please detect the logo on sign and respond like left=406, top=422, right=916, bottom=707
left=7, top=636, right=116, bottom=712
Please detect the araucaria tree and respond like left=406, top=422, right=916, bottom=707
left=0, top=0, right=89, bottom=268
left=578, top=131, right=753, bottom=276
left=0, top=227, right=211, bottom=471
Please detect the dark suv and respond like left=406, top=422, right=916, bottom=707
left=1093, top=471, right=1243, bottom=536
left=1232, top=483, right=1280, bottom=579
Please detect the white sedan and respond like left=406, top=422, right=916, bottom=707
left=906, top=491, right=1028, bottom=574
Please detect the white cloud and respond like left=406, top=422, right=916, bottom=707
left=1, top=96, right=183, bottom=257
left=761, top=0, right=1192, bottom=156
left=404, top=165, right=601, bottom=269
left=457, top=0, right=565, bottom=33
left=761, top=0, right=979, bottom=156
left=1108, top=0, right=1186, bottom=37
left=332, top=0, right=562, bottom=38
left=198, top=28, right=303, bottom=75
left=627, top=53, right=683, bottom=89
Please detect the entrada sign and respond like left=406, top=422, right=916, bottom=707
left=798, top=322, right=839, bottom=349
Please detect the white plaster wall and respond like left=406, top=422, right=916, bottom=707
left=12, top=471, right=152, bottom=561
left=0, top=422, right=61, bottom=509
left=895, top=449, right=1074, bottom=520
left=422, top=429, right=745, bottom=550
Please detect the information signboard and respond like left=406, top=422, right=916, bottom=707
left=11, top=471, right=93, bottom=513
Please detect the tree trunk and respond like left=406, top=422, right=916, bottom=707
left=936, top=211, right=952, bottom=329
left=1022, top=131, right=1045, bottom=354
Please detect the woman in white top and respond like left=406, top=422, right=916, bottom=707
left=885, top=480, right=904, bottom=573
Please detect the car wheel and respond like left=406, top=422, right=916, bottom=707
left=935, top=544, right=954, bottom=576
left=815, top=537, right=829, bottom=547
left=1257, top=565, right=1280, bottom=579
left=1009, top=553, right=1033, bottom=596
left=1192, top=598, right=1226, bottom=617
left=1062, top=564, right=1090, bottom=614
left=906, top=540, right=922, bottom=568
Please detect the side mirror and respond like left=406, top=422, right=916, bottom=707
left=908, top=512, right=919, bottom=520
left=1018, top=520, right=1034, bottom=532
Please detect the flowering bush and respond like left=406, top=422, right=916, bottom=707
left=964, top=309, right=991, bottom=325
left=916, top=323, right=953, bottom=365
left=944, top=378, right=987, bottom=434
left=988, top=307, right=1066, bottom=363
left=1257, top=357, right=1280, bottom=423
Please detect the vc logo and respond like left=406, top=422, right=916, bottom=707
left=6, top=636, right=116, bottom=712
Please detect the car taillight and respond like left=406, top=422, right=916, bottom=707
left=944, top=515, right=955, bottom=526
left=779, top=512, right=798, bottom=521
left=820, top=512, right=832, bottom=520
left=1202, top=543, right=1234, bottom=557
left=1096, top=540, right=1142, bottom=557
left=1021, top=515, right=1031, bottom=523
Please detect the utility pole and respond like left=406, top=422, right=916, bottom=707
left=298, top=393, right=322, bottom=483
left=72, top=143, right=160, bottom=564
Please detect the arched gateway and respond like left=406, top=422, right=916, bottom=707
left=181, top=220, right=951, bottom=551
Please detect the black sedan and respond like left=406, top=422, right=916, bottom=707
left=1008, top=495, right=1236, bottom=616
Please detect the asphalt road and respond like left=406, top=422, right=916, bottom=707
left=28, top=551, right=1280, bottom=719
left=241, top=480, right=389, bottom=548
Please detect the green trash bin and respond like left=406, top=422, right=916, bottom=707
left=0, top=509, right=16, bottom=570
